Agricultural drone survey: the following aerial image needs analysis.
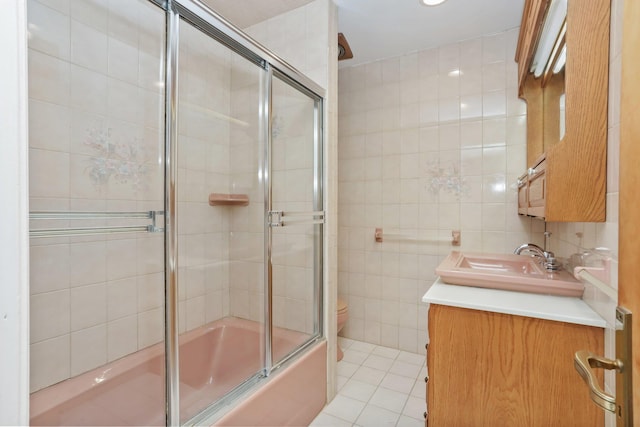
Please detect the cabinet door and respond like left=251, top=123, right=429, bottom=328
left=427, top=304, right=603, bottom=427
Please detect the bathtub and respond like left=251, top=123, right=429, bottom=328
left=30, top=317, right=327, bottom=426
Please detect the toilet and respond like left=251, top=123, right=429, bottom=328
left=336, top=297, right=349, bottom=361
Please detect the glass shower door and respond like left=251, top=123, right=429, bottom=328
left=27, top=0, right=167, bottom=425
left=175, top=16, right=266, bottom=424
left=269, top=74, right=323, bottom=366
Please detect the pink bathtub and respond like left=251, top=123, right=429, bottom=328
left=30, top=317, right=327, bottom=426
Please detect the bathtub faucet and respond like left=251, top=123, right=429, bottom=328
left=514, top=243, right=560, bottom=272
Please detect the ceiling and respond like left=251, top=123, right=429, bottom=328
left=201, top=0, right=315, bottom=29
left=336, top=0, right=525, bottom=67
left=203, top=0, right=525, bottom=67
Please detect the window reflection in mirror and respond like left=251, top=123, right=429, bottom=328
left=541, top=16, right=566, bottom=150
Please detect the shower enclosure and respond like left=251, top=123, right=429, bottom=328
left=27, top=0, right=325, bottom=425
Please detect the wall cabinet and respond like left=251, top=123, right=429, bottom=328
left=426, top=304, right=604, bottom=426
left=515, top=0, right=610, bottom=221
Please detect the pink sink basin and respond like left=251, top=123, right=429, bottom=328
left=436, top=251, right=584, bottom=297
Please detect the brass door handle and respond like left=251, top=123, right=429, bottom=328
left=574, top=349, right=621, bottom=413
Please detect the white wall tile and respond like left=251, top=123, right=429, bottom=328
left=30, top=244, right=70, bottom=294
left=30, top=335, right=70, bottom=392
left=107, top=315, right=137, bottom=362
left=70, top=283, right=107, bottom=331
left=28, top=0, right=71, bottom=60
left=70, top=324, right=107, bottom=376
left=70, top=19, right=107, bottom=71
left=30, top=290, right=70, bottom=343
left=338, top=29, right=532, bottom=350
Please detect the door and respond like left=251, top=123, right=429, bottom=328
left=619, top=0, right=640, bottom=423
left=267, top=72, right=324, bottom=368
left=574, top=1, right=639, bottom=424
left=174, top=13, right=268, bottom=424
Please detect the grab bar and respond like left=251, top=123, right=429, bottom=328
left=29, top=210, right=164, bottom=238
left=374, top=228, right=461, bottom=246
left=268, top=210, right=325, bottom=227
left=29, top=211, right=158, bottom=220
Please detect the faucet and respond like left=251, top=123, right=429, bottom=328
left=514, top=243, right=560, bottom=271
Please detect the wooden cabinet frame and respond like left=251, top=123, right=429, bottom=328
left=516, top=0, right=610, bottom=222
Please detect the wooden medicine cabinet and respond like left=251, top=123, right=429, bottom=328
left=515, top=0, right=610, bottom=222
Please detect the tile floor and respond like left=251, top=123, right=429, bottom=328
left=310, top=337, right=427, bottom=427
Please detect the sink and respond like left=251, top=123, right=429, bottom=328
left=436, top=251, right=584, bottom=297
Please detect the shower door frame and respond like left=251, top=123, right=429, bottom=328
left=157, top=0, right=326, bottom=424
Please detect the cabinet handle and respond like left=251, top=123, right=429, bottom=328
left=423, top=411, right=428, bottom=419
left=528, top=167, right=536, bottom=176
left=574, top=350, right=620, bottom=413
left=425, top=343, right=428, bottom=351
left=424, top=375, right=429, bottom=383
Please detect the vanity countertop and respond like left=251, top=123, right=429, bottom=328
left=422, top=278, right=606, bottom=328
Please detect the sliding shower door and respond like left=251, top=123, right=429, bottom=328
left=268, top=74, right=323, bottom=366
left=28, top=0, right=324, bottom=424
left=175, top=15, right=267, bottom=424
left=27, top=0, right=167, bottom=425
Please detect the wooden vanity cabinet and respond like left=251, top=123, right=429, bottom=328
left=515, top=0, right=610, bottom=221
left=426, top=304, right=604, bottom=427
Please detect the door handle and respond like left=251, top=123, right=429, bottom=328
left=573, top=307, right=633, bottom=427
left=268, top=210, right=325, bottom=227
left=574, top=350, right=620, bottom=412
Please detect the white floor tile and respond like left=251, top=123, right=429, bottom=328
left=343, top=349, right=371, bottom=365
left=380, top=372, right=415, bottom=394
left=340, top=378, right=378, bottom=403
left=309, top=412, right=353, bottom=427
left=410, top=378, right=426, bottom=399
left=355, top=404, right=400, bottom=427
left=372, top=346, right=400, bottom=359
left=418, top=366, right=427, bottom=378
left=351, top=366, right=387, bottom=386
left=389, top=360, right=422, bottom=378
left=349, top=340, right=377, bottom=353
left=311, top=338, right=426, bottom=427
left=396, top=415, right=425, bottom=427
left=337, top=360, right=359, bottom=378
left=362, top=354, right=394, bottom=371
left=402, top=396, right=426, bottom=421
left=396, top=351, right=425, bottom=366
left=337, top=375, right=349, bottom=391
left=339, top=336, right=356, bottom=350
left=369, top=387, right=409, bottom=414
left=323, top=395, right=366, bottom=423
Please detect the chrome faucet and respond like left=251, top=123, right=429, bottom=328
left=514, top=243, right=560, bottom=271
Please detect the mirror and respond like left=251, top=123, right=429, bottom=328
left=525, top=0, right=568, bottom=166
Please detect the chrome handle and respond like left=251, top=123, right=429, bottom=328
left=574, top=349, right=621, bottom=413
left=268, top=210, right=325, bottom=227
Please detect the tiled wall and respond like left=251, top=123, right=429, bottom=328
left=245, top=0, right=331, bottom=90
left=547, top=1, right=623, bottom=423
left=27, top=0, right=166, bottom=392
left=337, top=29, right=543, bottom=354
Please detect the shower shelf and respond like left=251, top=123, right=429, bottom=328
left=208, top=193, right=249, bottom=206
